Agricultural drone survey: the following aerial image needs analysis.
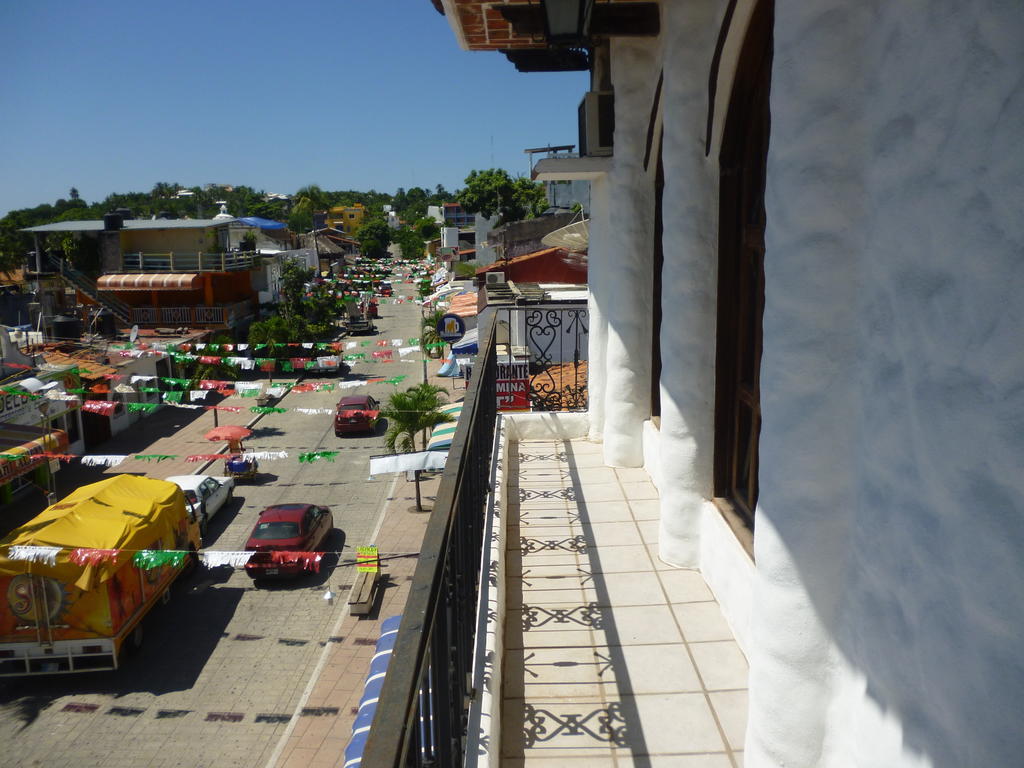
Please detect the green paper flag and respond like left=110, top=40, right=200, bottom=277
left=250, top=406, right=287, bottom=414
left=163, top=391, right=183, bottom=403
left=133, top=550, right=187, bottom=569
left=298, top=450, right=339, bottom=463
left=135, top=453, right=176, bottom=462
left=126, top=402, right=160, bottom=412
left=360, top=341, right=371, bottom=347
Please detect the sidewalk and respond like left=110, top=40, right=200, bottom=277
left=269, top=470, right=440, bottom=768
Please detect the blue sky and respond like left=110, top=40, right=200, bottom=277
left=0, top=0, right=588, bottom=217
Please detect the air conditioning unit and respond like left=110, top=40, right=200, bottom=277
left=485, top=271, right=506, bottom=285
left=578, top=91, right=614, bottom=157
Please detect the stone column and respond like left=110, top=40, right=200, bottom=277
left=656, top=0, right=723, bottom=566
left=585, top=176, right=610, bottom=440
left=600, top=38, right=660, bottom=468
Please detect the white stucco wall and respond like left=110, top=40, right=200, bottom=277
left=747, top=2, right=1024, bottom=767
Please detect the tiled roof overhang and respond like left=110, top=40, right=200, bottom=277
left=436, top=1, right=657, bottom=51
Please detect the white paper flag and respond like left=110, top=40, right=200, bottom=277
left=201, top=551, right=253, bottom=569
left=81, top=455, right=127, bottom=467
left=8, top=545, right=61, bottom=566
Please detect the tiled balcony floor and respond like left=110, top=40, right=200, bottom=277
left=502, top=439, right=748, bottom=768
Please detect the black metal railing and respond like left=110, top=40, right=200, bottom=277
left=361, top=317, right=498, bottom=767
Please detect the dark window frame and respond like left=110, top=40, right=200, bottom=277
left=713, top=0, right=773, bottom=530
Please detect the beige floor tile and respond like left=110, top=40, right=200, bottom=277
left=577, top=482, right=626, bottom=502
left=504, top=646, right=607, bottom=698
left=580, top=520, right=643, bottom=547
left=629, top=692, right=728, bottom=753
left=517, top=561, right=589, bottom=578
left=613, top=466, right=653, bottom=483
left=658, top=568, right=715, bottom=602
left=601, top=642, right=702, bottom=695
left=514, top=586, right=589, bottom=607
left=586, top=544, right=655, bottom=574
left=637, top=518, right=660, bottom=543
left=672, top=601, right=736, bottom=643
left=509, top=627, right=595, bottom=649
left=589, top=570, right=667, bottom=606
left=517, top=601, right=603, bottom=636
left=519, top=508, right=576, bottom=524
left=689, top=641, right=749, bottom=691
left=568, top=451, right=608, bottom=468
left=576, top=500, right=632, bottom=523
left=501, top=757, right=620, bottom=767
left=502, top=697, right=624, bottom=757
left=709, top=690, right=748, bottom=750
left=566, top=440, right=603, bottom=454
left=596, top=604, right=683, bottom=645
left=615, top=755, right=734, bottom=768
left=628, top=498, right=661, bottom=520
left=574, top=468, right=618, bottom=486
left=734, top=750, right=745, bottom=766
left=620, top=481, right=660, bottom=500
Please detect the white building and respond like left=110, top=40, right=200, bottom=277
left=437, top=2, right=1024, bottom=767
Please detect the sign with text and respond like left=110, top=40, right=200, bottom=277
left=356, top=546, right=379, bottom=573
left=496, top=361, right=530, bottom=411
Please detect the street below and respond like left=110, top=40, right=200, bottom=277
left=0, top=265, right=448, bottom=768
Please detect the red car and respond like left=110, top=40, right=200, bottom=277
left=244, top=504, right=334, bottom=580
left=335, top=395, right=381, bottom=436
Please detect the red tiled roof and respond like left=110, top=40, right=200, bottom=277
left=477, top=247, right=587, bottom=285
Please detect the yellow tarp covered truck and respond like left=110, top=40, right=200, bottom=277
left=0, top=475, right=201, bottom=675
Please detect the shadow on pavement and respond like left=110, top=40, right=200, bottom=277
left=0, top=578, right=245, bottom=713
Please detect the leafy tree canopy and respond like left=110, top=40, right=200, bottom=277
left=391, top=226, right=426, bottom=261
left=457, top=168, right=547, bottom=225
left=355, top=218, right=393, bottom=259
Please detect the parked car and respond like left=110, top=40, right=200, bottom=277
left=243, top=504, right=334, bottom=581
left=335, top=395, right=381, bottom=436
left=166, top=475, right=234, bottom=536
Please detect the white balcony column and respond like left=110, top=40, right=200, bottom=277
left=655, top=0, right=722, bottom=565
left=585, top=175, right=610, bottom=440
left=600, top=37, right=660, bottom=468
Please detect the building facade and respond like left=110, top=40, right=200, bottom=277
left=436, top=1, right=1024, bottom=766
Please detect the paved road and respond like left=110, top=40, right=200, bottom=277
left=0, top=269, right=432, bottom=768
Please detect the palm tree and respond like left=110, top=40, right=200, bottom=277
left=381, top=383, right=455, bottom=510
left=421, top=308, right=445, bottom=358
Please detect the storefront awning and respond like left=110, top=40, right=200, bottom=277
left=97, top=273, right=202, bottom=291
left=368, top=451, right=449, bottom=477
left=0, top=422, right=69, bottom=485
left=426, top=403, right=464, bottom=451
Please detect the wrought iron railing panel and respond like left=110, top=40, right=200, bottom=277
left=523, top=305, right=589, bottom=412
left=361, top=317, right=498, bottom=768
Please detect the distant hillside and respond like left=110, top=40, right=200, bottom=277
left=0, top=181, right=457, bottom=270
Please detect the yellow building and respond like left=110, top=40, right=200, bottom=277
left=327, top=203, right=365, bottom=234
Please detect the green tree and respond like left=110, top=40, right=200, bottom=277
left=380, top=382, right=455, bottom=510
left=414, top=217, right=440, bottom=241
left=355, top=218, right=392, bottom=259
left=420, top=308, right=446, bottom=358
left=391, top=226, right=425, bottom=261
left=457, top=168, right=546, bottom=224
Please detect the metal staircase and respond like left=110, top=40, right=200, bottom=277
left=42, top=252, right=133, bottom=324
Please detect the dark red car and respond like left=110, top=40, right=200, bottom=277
left=334, top=395, right=381, bottom=436
left=244, top=504, right=334, bottom=580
